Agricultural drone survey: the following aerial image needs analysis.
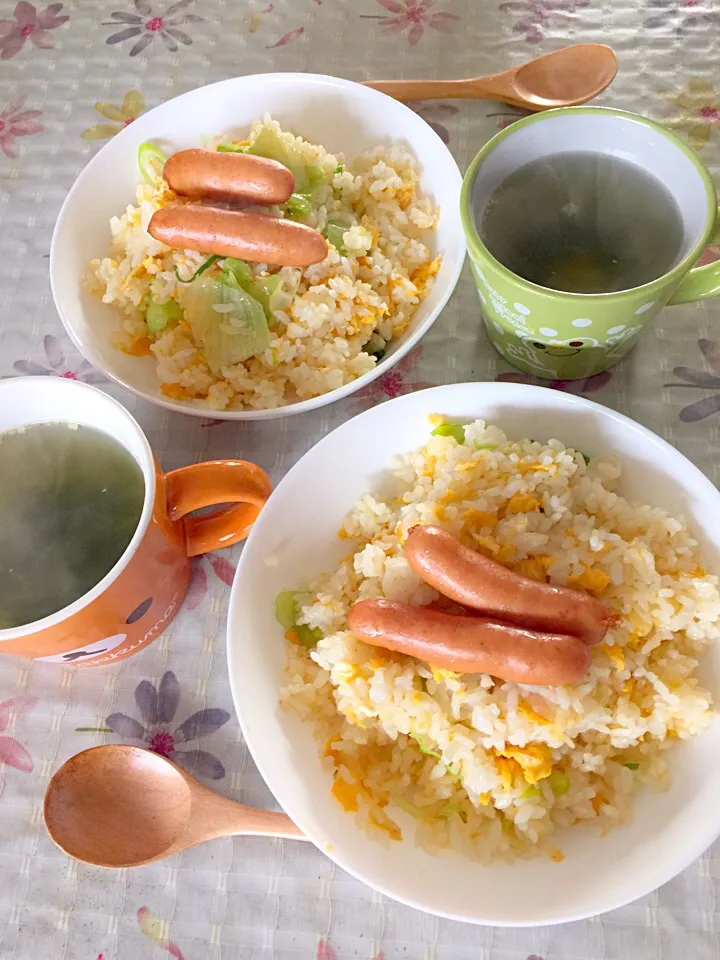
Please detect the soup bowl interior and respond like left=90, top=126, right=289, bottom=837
left=50, top=73, right=465, bottom=421
left=469, top=109, right=711, bottom=267
left=227, top=381, right=720, bottom=925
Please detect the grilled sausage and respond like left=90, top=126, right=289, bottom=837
left=404, top=525, right=615, bottom=645
left=148, top=205, right=329, bottom=267
left=348, top=599, right=591, bottom=686
left=164, top=149, right=295, bottom=206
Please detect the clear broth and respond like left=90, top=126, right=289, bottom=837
left=479, top=152, right=684, bottom=294
left=0, top=423, right=145, bottom=629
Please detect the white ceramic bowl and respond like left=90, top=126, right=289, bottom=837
left=50, top=73, right=465, bottom=421
left=227, top=382, right=720, bottom=925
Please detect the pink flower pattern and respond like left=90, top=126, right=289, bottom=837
left=488, top=106, right=532, bottom=130
left=495, top=370, right=612, bottom=394
left=0, top=2, right=68, bottom=60
left=266, top=25, right=304, bottom=47
left=644, top=0, right=720, bottom=35
left=698, top=244, right=720, bottom=266
left=0, top=95, right=43, bottom=158
left=137, top=907, right=184, bottom=959
left=499, top=0, right=590, bottom=43
left=364, top=0, right=460, bottom=45
left=350, top=348, right=435, bottom=408
left=14, top=334, right=106, bottom=382
left=0, top=697, right=36, bottom=799
left=104, top=671, right=230, bottom=779
left=104, top=0, right=203, bottom=56
left=408, top=102, right=459, bottom=143
left=699, top=105, right=720, bottom=123
left=667, top=339, right=720, bottom=422
left=184, top=553, right=236, bottom=611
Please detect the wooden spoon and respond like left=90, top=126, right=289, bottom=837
left=43, top=745, right=306, bottom=868
left=365, top=44, right=618, bottom=111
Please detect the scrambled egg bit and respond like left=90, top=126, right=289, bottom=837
left=497, top=743, right=554, bottom=785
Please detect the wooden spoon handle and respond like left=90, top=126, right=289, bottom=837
left=364, top=78, right=485, bottom=102
left=190, top=791, right=309, bottom=843
left=363, top=76, right=531, bottom=109
left=178, top=761, right=309, bottom=844
left=232, top=806, right=308, bottom=841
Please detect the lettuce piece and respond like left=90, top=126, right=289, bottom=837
left=250, top=127, right=305, bottom=182
left=295, top=624, right=322, bottom=648
left=411, top=735, right=462, bottom=781
left=286, top=192, right=313, bottom=220
left=306, top=164, right=325, bottom=195
left=222, top=259, right=293, bottom=322
left=274, top=589, right=321, bottom=647
left=362, top=332, right=386, bottom=358
left=146, top=298, right=183, bottom=334
left=431, top=423, right=466, bottom=444
left=439, top=801, right=463, bottom=819
left=223, top=258, right=252, bottom=288
left=393, top=796, right=425, bottom=819
left=249, top=274, right=292, bottom=317
left=324, top=218, right=348, bottom=255
left=179, top=271, right=270, bottom=373
left=275, top=591, right=298, bottom=629
left=249, top=127, right=324, bottom=196
left=548, top=770, right=570, bottom=796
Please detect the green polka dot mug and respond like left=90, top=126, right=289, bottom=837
left=460, top=107, right=720, bottom=380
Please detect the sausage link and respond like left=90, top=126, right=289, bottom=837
left=423, top=596, right=473, bottom=617
left=164, top=149, right=295, bottom=206
left=404, top=525, right=615, bottom=645
left=348, top=599, right=591, bottom=686
left=148, top=205, right=328, bottom=267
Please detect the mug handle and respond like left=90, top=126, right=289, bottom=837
left=164, top=460, right=272, bottom=558
left=668, top=220, right=720, bottom=305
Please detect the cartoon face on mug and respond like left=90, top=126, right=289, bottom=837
left=499, top=332, right=600, bottom=374
left=37, top=633, right=129, bottom=663
left=525, top=335, right=600, bottom=358
left=35, top=596, right=154, bottom=663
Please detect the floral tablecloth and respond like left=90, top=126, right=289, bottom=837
left=2, top=0, right=720, bottom=956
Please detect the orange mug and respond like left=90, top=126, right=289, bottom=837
left=0, top=378, right=271, bottom=666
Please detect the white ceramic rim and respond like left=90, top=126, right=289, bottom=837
left=0, top=378, right=156, bottom=640
left=50, top=72, right=466, bottom=421
left=227, top=382, right=720, bottom=926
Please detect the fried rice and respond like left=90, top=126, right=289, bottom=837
left=87, top=115, right=440, bottom=411
left=280, top=418, right=719, bottom=862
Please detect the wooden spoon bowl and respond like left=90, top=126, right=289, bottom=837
left=44, top=745, right=305, bottom=868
